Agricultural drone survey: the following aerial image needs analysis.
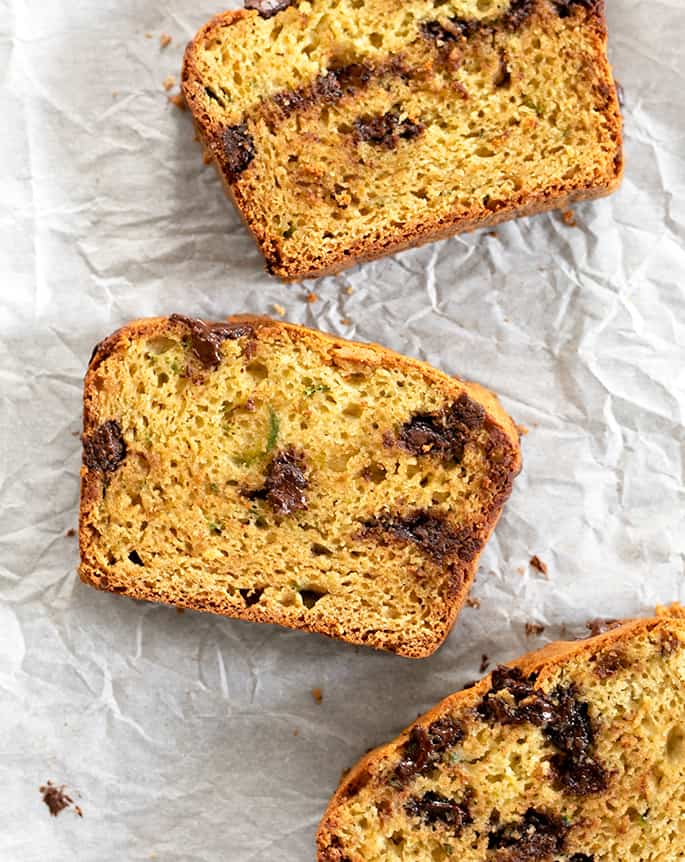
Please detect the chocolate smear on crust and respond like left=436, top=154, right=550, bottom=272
left=83, top=420, right=127, bottom=473
left=170, top=314, right=254, bottom=369
left=360, top=510, right=482, bottom=564
left=244, top=0, right=292, bottom=18
left=396, top=393, right=485, bottom=464
left=221, top=123, right=256, bottom=178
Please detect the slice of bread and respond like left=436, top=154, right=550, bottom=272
left=79, top=315, right=520, bottom=657
left=182, top=0, right=623, bottom=280
left=318, top=606, right=685, bottom=860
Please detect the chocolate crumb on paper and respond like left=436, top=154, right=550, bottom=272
left=525, top=622, right=545, bottom=637
left=311, top=687, right=323, bottom=704
left=466, top=597, right=481, bottom=609
left=305, top=292, right=318, bottom=304
left=529, top=555, right=548, bottom=577
left=479, top=654, right=490, bottom=674
left=40, top=782, right=83, bottom=818
left=65, top=528, right=76, bottom=538
left=561, top=209, right=577, bottom=227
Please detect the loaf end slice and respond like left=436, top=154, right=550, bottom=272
left=318, top=606, right=685, bottom=859
left=79, top=315, right=520, bottom=657
left=182, top=0, right=623, bottom=280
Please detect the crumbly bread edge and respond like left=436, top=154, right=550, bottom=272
left=79, top=315, right=522, bottom=658
left=181, top=4, right=624, bottom=281
left=316, top=604, right=685, bottom=856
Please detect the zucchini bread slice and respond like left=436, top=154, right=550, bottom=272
left=182, top=0, right=623, bottom=280
left=318, top=607, right=685, bottom=860
left=79, top=315, right=520, bottom=657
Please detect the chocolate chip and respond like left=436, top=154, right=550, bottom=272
left=552, top=0, right=600, bottom=17
left=479, top=669, right=609, bottom=797
left=244, top=0, right=292, bottom=18
left=128, top=550, right=144, bottom=566
left=39, top=782, right=82, bottom=818
left=394, top=716, right=464, bottom=783
left=361, top=510, right=481, bottom=564
left=83, top=420, right=127, bottom=473
left=405, top=790, right=472, bottom=831
left=593, top=649, right=626, bottom=679
left=222, top=123, right=255, bottom=178
left=570, top=855, right=594, bottom=862
left=488, top=808, right=568, bottom=861
left=249, top=447, right=308, bottom=515
left=355, top=113, right=400, bottom=148
left=502, top=0, right=537, bottom=29
left=169, top=314, right=254, bottom=369
left=421, top=0, right=535, bottom=47
left=396, top=394, right=485, bottom=463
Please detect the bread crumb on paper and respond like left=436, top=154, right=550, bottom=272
left=311, top=687, right=323, bottom=704
left=168, top=93, right=186, bottom=111
left=272, top=303, right=286, bottom=317
left=561, top=209, right=577, bottom=227
left=160, top=33, right=173, bottom=49
left=163, top=75, right=176, bottom=92
left=525, top=622, right=546, bottom=637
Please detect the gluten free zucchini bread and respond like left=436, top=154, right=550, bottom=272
left=182, top=0, right=623, bottom=280
left=79, top=315, right=520, bottom=657
left=318, top=606, right=685, bottom=861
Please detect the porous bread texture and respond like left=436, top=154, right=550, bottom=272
left=79, top=315, right=520, bottom=657
left=182, top=0, right=623, bottom=280
left=318, top=607, right=685, bottom=861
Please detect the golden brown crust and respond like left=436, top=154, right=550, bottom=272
left=79, top=315, right=521, bottom=658
left=317, top=605, right=685, bottom=857
left=182, top=0, right=623, bottom=281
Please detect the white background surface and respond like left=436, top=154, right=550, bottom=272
left=1, top=1, right=684, bottom=859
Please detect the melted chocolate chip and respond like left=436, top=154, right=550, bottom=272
left=405, top=790, right=472, bottom=831
left=169, top=314, right=253, bottom=369
left=396, top=394, right=485, bottom=463
left=394, top=716, right=464, bottom=783
left=421, top=0, right=535, bottom=46
left=570, top=855, right=594, bottom=862
left=593, top=649, right=626, bottom=679
left=83, top=420, right=127, bottom=473
left=488, top=808, right=568, bottom=861
left=244, top=0, right=292, bottom=18
left=502, top=0, right=537, bottom=29
left=222, top=123, right=256, bottom=177
left=250, top=447, right=308, bottom=515
left=354, top=112, right=425, bottom=149
left=361, top=510, right=481, bottom=564
left=479, top=669, right=608, bottom=796
left=273, top=62, right=373, bottom=118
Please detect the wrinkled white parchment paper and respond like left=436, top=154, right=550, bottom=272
left=1, top=1, right=684, bottom=859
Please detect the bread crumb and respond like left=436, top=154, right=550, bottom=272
left=345, top=286, right=355, bottom=295
left=529, top=555, right=549, bottom=577
left=65, top=528, right=76, bottom=538
left=272, top=303, right=286, bottom=317
left=202, top=150, right=213, bottom=165
left=145, top=33, right=153, bottom=39
left=479, top=654, right=489, bottom=674
left=561, top=209, right=577, bottom=227
left=466, top=597, right=481, bottom=609
left=340, top=317, right=351, bottom=326
left=516, top=566, right=525, bottom=576
left=168, top=93, right=186, bottom=111
left=517, top=424, right=529, bottom=436
left=163, top=75, right=176, bottom=92
left=293, top=728, right=299, bottom=736
left=525, top=622, right=545, bottom=637
left=160, top=33, right=173, bottom=48
left=305, top=292, right=318, bottom=304
left=176, top=607, right=185, bottom=615
left=311, top=687, right=323, bottom=704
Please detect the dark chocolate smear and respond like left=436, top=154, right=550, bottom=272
left=488, top=808, right=568, bottom=861
left=247, top=447, right=308, bottom=515
left=478, top=667, right=608, bottom=796
left=421, top=0, right=535, bottom=46
left=83, top=420, right=127, bottom=473
left=405, top=790, right=472, bottom=832
left=361, top=510, right=481, bottom=564
left=394, top=716, right=464, bottom=783
left=169, top=314, right=253, bottom=369
left=244, top=0, right=292, bottom=18
left=396, top=393, right=485, bottom=463
left=222, top=123, right=256, bottom=178
left=273, top=62, right=373, bottom=118
left=354, top=112, right=424, bottom=149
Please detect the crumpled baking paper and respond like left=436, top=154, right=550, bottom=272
left=1, top=1, right=684, bottom=859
